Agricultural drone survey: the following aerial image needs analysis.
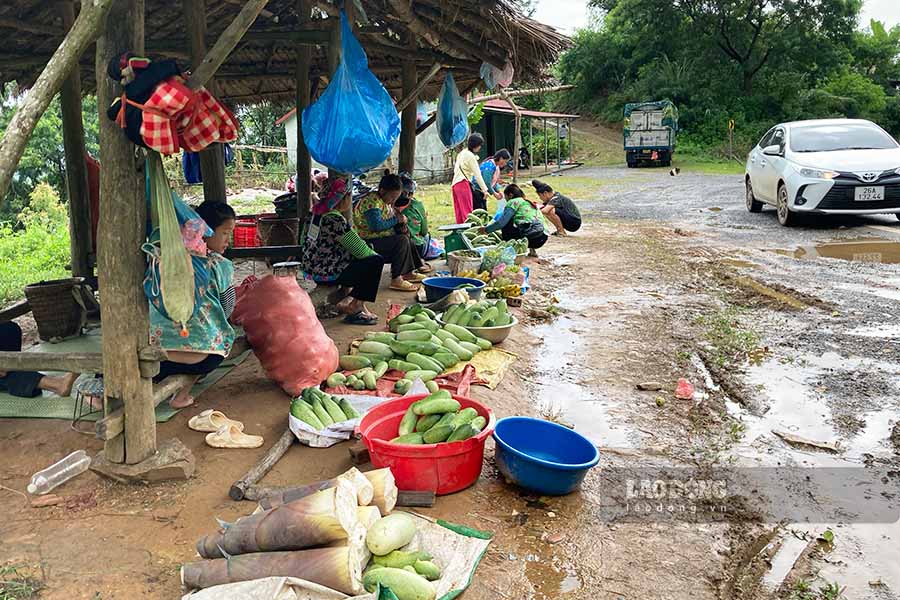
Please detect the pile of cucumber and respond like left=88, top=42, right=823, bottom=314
left=290, top=386, right=360, bottom=430
left=327, top=304, right=495, bottom=394
left=441, top=298, right=512, bottom=328
left=390, top=390, right=486, bottom=445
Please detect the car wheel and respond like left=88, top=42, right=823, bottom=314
left=895, top=213, right=900, bottom=222
left=776, top=184, right=797, bottom=227
left=745, top=180, right=763, bottom=213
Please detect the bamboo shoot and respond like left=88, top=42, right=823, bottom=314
left=328, top=522, right=370, bottom=574
left=181, top=546, right=363, bottom=594
left=258, top=467, right=374, bottom=510
left=197, top=481, right=357, bottom=558
left=365, top=468, right=398, bottom=514
left=357, top=505, right=382, bottom=529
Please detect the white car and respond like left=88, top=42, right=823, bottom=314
left=744, top=118, right=900, bottom=226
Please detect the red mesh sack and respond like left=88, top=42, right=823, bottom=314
left=232, top=274, right=339, bottom=395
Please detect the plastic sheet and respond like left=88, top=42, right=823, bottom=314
left=479, top=60, right=514, bottom=90
left=301, top=12, right=400, bottom=174
left=232, top=274, right=339, bottom=395
left=436, top=73, right=469, bottom=148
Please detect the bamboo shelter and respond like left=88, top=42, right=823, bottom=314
left=0, top=0, right=567, bottom=480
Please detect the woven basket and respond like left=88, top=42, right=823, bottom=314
left=24, top=277, right=88, bottom=342
left=256, top=213, right=300, bottom=247
left=447, top=250, right=484, bottom=276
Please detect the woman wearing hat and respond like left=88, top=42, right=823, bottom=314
left=300, top=177, right=386, bottom=325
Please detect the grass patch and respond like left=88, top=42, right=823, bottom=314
left=790, top=578, right=846, bottom=600
left=675, top=157, right=744, bottom=175
left=0, top=565, right=42, bottom=600
left=694, top=305, right=760, bottom=368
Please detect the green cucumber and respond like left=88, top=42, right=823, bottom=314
left=390, top=340, right=441, bottom=357
left=373, top=361, right=389, bottom=378
left=356, top=352, right=389, bottom=364
left=447, top=424, right=478, bottom=442
left=443, top=338, right=473, bottom=361
left=365, top=332, right=396, bottom=344
left=406, top=352, right=444, bottom=373
left=290, top=400, right=325, bottom=430
left=435, top=412, right=457, bottom=428
left=402, top=304, right=424, bottom=317
left=396, top=322, right=428, bottom=332
left=394, top=379, right=413, bottom=395
left=413, top=313, right=433, bottom=323
left=390, top=432, right=425, bottom=445
left=339, top=355, right=371, bottom=370
left=442, top=305, right=461, bottom=322
left=470, top=416, right=487, bottom=431
left=415, top=413, right=442, bottom=433
left=363, top=371, right=378, bottom=390
left=430, top=335, right=443, bottom=346
left=321, top=396, right=347, bottom=422
left=311, top=398, right=334, bottom=426
left=389, top=359, right=421, bottom=373
left=403, top=369, right=437, bottom=382
left=496, top=299, right=508, bottom=314
left=457, top=310, right=477, bottom=327
left=450, top=407, right=478, bottom=428
left=434, top=329, right=459, bottom=343
left=413, top=560, right=442, bottom=581
left=352, top=378, right=367, bottom=390
left=474, top=337, right=492, bottom=350
left=410, top=319, right=438, bottom=333
left=425, top=380, right=439, bottom=393
left=471, top=306, right=498, bottom=327
left=362, top=567, right=437, bottom=599
left=421, top=307, right=436, bottom=319
left=339, top=398, right=360, bottom=420
left=398, top=405, right=418, bottom=435
left=372, top=550, right=433, bottom=569
left=358, top=341, right=394, bottom=360
left=459, top=341, right=481, bottom=355
left=326, top=372, right=347, bottom=387
left=443, top=323, right=477, bottom=343
left=396, top=329, right=433, bottom=342
left=493, top=312, right=512, bottom=327
left=412, top=394, right=460, bottom=416
left=422, top=424, right=454, bottom=443
left=346, top=375, right=359, bottom=386
left=431, top=352, right=459, bottom=370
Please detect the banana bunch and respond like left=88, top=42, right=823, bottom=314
left=485, top=284, right=522, bottom=298
left=457, top=270, right=491, bottom=283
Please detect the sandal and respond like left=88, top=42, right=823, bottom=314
left=417, top=263, right=434, bottom=274
left=205, top=423, right=264, bottom=449
left=343, top=311, right=379, bottom=325
left=390, top=280, right=420, bottom=292
left=189, top=409, right=245, bottom=433
left=404, top=272, right=427, bottom=283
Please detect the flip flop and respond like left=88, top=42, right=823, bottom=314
left=417, top=263, right=434, bottom=274
left=344, top=312, right=379, bottom=325
left=404, top=273, right=427, bottom=283
left=189, top=409, right=245, bottom=433
left=390, top=280, right=420, bottom=292
left=205, top=423, right=264, bottom=449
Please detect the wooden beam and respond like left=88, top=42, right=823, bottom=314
left=242, top=30, right=331, bottom=44
left=469, top=85, right=575, bottom=104
left=386, top=0, right=439, bottom=47
left=500, top=90, right=522, bottom=183
left=0, top=300, right=31, bottom=322
left=95, top=375, right=195, bottom=441
left=186, top=0, right=273, bottom=91
left=396, top=61, right=441, bottom=113
left=222, top=0, right=279, bottom=21
left=184, top=0, right=227, bottom=204
left=0, top=0, right=115, bottom=209
left=295, top=0, right=313, bottom=218
left=60, top=1, right=92, bottom=279
left=0, top=351, right=103, bottom=373
left=96, top=0, right=156, bottom=465
left=0, top=16, right=62, bottom=36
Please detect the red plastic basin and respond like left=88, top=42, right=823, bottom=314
left=357, top=394, right=495, bottom=495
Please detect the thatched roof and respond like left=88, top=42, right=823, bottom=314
left=0, top=0, right=568, bottom=104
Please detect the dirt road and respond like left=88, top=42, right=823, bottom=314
left=2, top=165, right=899, bottom=599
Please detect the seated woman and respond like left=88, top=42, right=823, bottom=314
left=470, top=149, right=511, bottom=211
left=482, top=184, right=548, bottom=256
left=353, top=172, right=425, bottom=293
left=149, top=201, right=236, bottom=408
left=0, top=321, right=78, bottom=398
left=300, top=180, right=386, bottom=325
left=397, top=172, right=433, bottom=270
left=532, top=179, right=582, bottom=236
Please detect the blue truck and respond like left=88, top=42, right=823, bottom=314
left=624, top=100, right=678, bottom=168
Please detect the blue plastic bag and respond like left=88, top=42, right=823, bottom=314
left=437, top=73, right=469, bottom=148
left=302, top=12, right=400, bottom=174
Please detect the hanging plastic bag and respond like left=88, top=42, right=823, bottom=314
left=416, top=100, right=428, bottom=126
left=143, top=152, right=198, bottom=334
left=480, top=61, right=514, bottom=91
left=437, top=73, right=469, bottom=148
left=301, top=11, right=400, bottom=174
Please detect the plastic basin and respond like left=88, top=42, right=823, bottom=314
left=436, top=313, right=518, bottom=344
left=357, top=394, right=495, bottom=495
left=492, top=417, right=600, bottom=495
left=422, top=277, right=485, bottom=303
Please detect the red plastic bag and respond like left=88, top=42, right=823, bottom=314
left=232, top=274, right=339, bottom=395
left=674, top=378, right=695, bottom=400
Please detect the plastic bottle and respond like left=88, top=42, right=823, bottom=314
left=26, top=450, right=91, bottom=495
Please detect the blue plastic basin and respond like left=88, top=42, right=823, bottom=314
left=493, top=417, right=600, bottom=495
left=422, top=276, right=485, bottom=303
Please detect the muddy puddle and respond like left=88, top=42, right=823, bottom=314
left=774, top=238, right=900, bottom=264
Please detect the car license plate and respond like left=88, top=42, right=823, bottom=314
left=855, top=186, right=884, bottom=201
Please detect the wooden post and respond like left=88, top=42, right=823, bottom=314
left=60, top=0, right=93, bottom=279
left=328, top=6, right=350, bottom=223
left=96, top=0, right=156, bottom=465
left=556, top=120, right=561, bottom=172
left=543, top=118, right=548, bottom=174
left=0, top=0, right=115, bottom=208
left=398, top=39, right=418, bottom=175
left=499, top=90, right=521, bottom=184
left=183, top=0, right=227, bottom=204
left=528, top=118, right=533, bottom=175
left=295, top=0, right=312, bottom=219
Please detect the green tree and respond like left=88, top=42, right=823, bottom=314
left=852, top=20, right=900, bottom=86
